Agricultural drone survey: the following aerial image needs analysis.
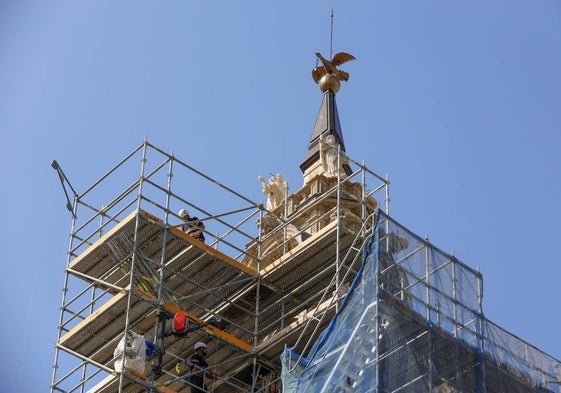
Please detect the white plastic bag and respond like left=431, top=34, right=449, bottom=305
left=113, top=330, right=147, bottom=375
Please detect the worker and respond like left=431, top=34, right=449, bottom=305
left=179, top=209, right=206, bottom=243
left=189, top=341, right=215, bottom=392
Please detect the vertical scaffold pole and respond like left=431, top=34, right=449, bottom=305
left=374, top=213, right=382, bottom=393
left=425, top=239, right=433, bottom=391
left=476, top=268, right=485, bottom=393
left=50, top=193, right=79, bottom=392
left=385, top=174, right=390, bottom=214
left=252, top=208, right=265, bottom=392
left=153, top=150, right=174, bottom=377
left=425, top=238, right=431, bottom=321
left=427, top=323, right=433, bottom=391
left=452, top=257, right=458, bottom=337
left=118, top=139, right=149, bottom=391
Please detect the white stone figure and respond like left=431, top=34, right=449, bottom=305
left=258, top=174, right=287, bottom=211
left=320, top=133, right=348, bottom=178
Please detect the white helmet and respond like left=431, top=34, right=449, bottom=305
left=178, top=209, right=189, bottom=218
left=194, top=341, right=207, bottom=350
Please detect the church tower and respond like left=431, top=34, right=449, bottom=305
left=50, top=49, right=561, bottom=393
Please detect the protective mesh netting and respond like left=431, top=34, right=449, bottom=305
left=282, top=210, right=561, bottom=393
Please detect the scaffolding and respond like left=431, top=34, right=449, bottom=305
left=51, top=138, right=561, bottom=393
left=281, top=212, right=561, bottom=393
left=50, top=138, right=390, bottom=393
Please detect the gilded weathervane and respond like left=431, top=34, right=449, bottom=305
left=312, top=52, right=356, bottom=93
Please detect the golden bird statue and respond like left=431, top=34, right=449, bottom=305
left=312, top=52, right=356, bottom=83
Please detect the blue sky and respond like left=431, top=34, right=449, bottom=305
left=1, top=1, right=561, bottom=391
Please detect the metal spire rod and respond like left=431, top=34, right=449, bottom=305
left=330, top=9, right=334, bottom=59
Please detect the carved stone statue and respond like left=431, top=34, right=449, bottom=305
left=320, top=133, right=348, bottom=178
left=312, top=52, right=356, bottom=84
left=258, top=174, right=287, bottom=211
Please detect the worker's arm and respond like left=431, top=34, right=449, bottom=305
left=191, top=363, right=216, bottom=381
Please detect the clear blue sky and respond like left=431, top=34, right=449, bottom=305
left=1, top=1, right=561, bottom=391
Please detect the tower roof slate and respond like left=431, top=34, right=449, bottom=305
left=300, top=90, right=347, bottom=174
